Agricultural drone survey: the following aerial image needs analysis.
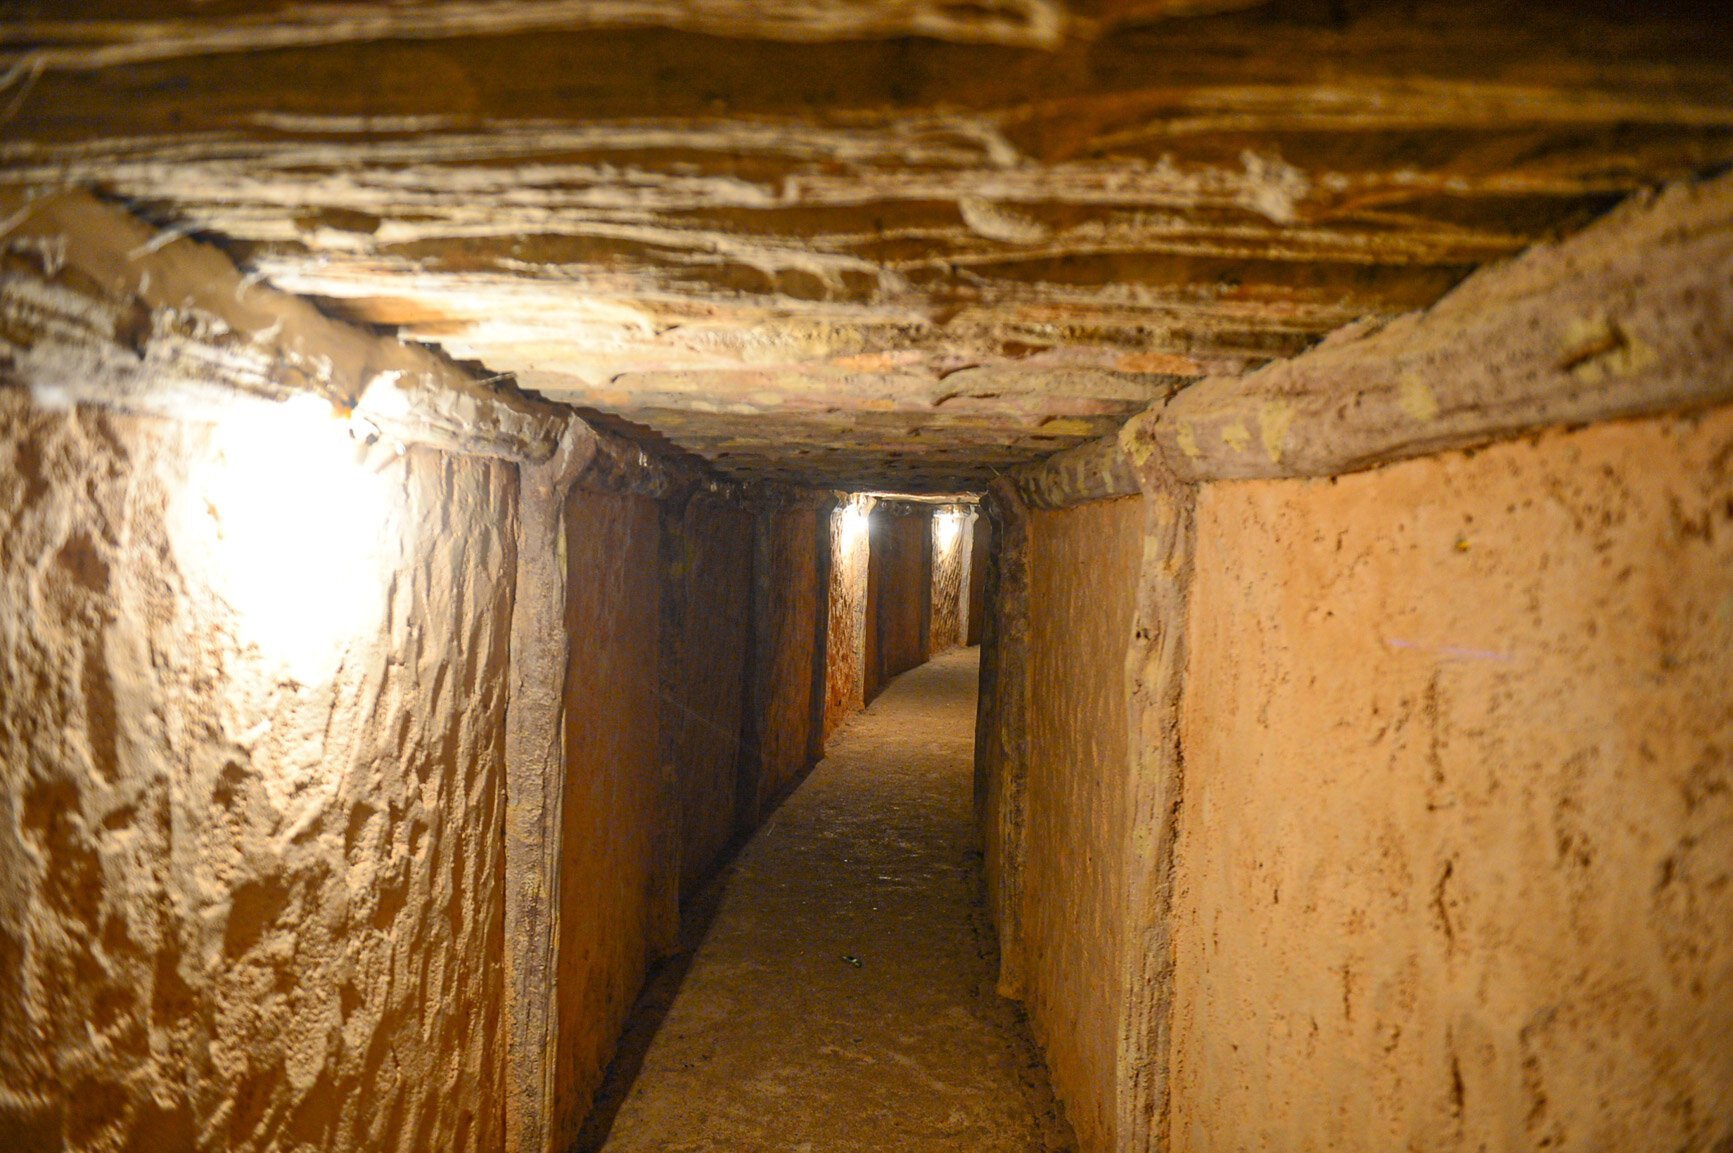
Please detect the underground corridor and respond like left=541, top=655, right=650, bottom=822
left=2, top=2, right=1732, bottom=1151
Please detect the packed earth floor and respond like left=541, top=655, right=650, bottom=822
left=586, top=647, right=1076, bottom=1152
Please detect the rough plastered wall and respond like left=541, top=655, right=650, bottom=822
left=749, top=506, right=820, bottom=820
left=867, top=504, right=933, bottom=699
left=1022, top=496, right=1144, bottom=1152
left=0, top=392, right=512, bottom=1153
left=967, top=512, right=990, bottom=646
left=555, top=487, right=666, bottom=1149
left=929, top=506, right=968, bottom=655
left=824, top=498, right=871, bottom=740
left=1172, top=408, right=1733, bottom=1153
left=664, top=494, right=754, bottom=892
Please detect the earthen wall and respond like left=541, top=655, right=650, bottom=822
left=663, top=494, right=755, bottom=892
left=929, top=506, right=968, bottom=654
left=867, top=504, right=932, bottom=699
left=967, top=512, right=990, bottom=646
left=555, top=487, right=666, bottom=1147
left=747, top=507, right=821, bottom=821
left=0, top=394, right=514, bottom=1153
left=824, top=498, right=872, bottom=739
left=1021, top=496, right=1145, bottom=1151
left=1171, top=409, right=1733, bottom=1152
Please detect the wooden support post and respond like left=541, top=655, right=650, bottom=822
left=503, top=424, right=596, bottom=1153
left=1112, top=428, right=1197, bottom=1153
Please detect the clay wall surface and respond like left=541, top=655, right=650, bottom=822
left=1172, top=408, right=1733, bottom=1152
left=929, top=506, right=968, bottom=655
left=1022, top=497, right=1145, bottom=1151
left=749, top=506, right=821, bottom=820
left=824, top=499, right=872, bottom=739
left=0, top=393, right=513, bottom=1153
left=974, top=483, right=1031, bottom=1003
left=663, top=494, right=755, bottom=892
left=867, top=504, right=933, bottom=699
left=864, top=516, right=882, bottom=703
left=556, top=487, right=667, bottom=1149
left=967, top=513, right=990, bottom=645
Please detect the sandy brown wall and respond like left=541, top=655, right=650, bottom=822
left=0, top=393, right=513, bottom=1153
left=967, top=512, right=990, bottom=646
left=929, top=506, right=968, bottom=655
left=663, top=494, right=754, bottom=893
left=867, top=504, right=933, bottom=699
left=1021, top=497, right=1145, bottom=1151
left=555, top=487, right=666, bottom=1149
left=743, top=506, right=821, bottom=823
left=1171, top=408, right=1733, bottom=1152
left=824, top=498, right=872, bottom=740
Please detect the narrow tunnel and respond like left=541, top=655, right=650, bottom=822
left=2, top=3, right=1732, bottom=1152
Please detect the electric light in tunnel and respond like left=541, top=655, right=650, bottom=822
left=934, top=508, right=963, bottom=552
left=174, top=391, right=398, bottom=686
left=839, top=501, right=871, bottom=549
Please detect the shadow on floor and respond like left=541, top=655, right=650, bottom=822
left=570, top=837, right=746, bottom=1152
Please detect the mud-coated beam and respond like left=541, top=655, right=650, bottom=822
left=0, top=188, right=570, bottom=461
left=503, top=423, right=596, bottom=1153
left=1007, top=173, right=1733, bottom=509
left=1128, top=172, right=1733, bottom=483
left=1110, top=441, right=1196, bottom=1153
left=1011, top=432, right=1142, bottom=510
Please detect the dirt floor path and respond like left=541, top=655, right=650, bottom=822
left=587, top=646, right=1075, bottom=1153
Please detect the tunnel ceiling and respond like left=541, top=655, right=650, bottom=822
left=4, top=0, right=1731, bottom=490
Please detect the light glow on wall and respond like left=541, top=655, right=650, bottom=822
left=934, top=508, right=964, bottom=552
left=839, top=501, right=871, bottom=550
left=176, top=392, right=398, bottom=686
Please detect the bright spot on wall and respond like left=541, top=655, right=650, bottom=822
left=934, top=508, right=964, bottom=552
left=839, top=501, right=871, bottom=550
left=176, top=392, right=398, bottom=686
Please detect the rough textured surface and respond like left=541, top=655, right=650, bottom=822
left=1173, top=407, right=1733, bottom=1152
left=504, top=426, right=595, bottom=1153
left=597, top=648, right=1076, bottom=1152
left=974, top=479, right=1031, bottom=998
left=929, top=504, right=970, bottom=654
left=742, top=507, right=821, bottom=824
left=1015, top=435, right=1142, bottom=510
left=823, top=496, right=873, bottom=740
left=966, top=511, right=989, bottom=647
left=0, top=0, right=1262, bottom=62
left=662, top=493, right=754, bottom=893
left=0, top=189, right=567, bottom=462
left=1134, top=172, right=1733, bottom=482
left=0, top=392, right=513, bottom=1153
left=10, top=1, right=1731, bottom=487
left=1113, top=458, right=1196, bottom=1153
left=1022, top=497, right=1145, bottom=1151
left=867, top=504, right=933, bottom=700
left=556, top=487, right=668, bottom=1151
